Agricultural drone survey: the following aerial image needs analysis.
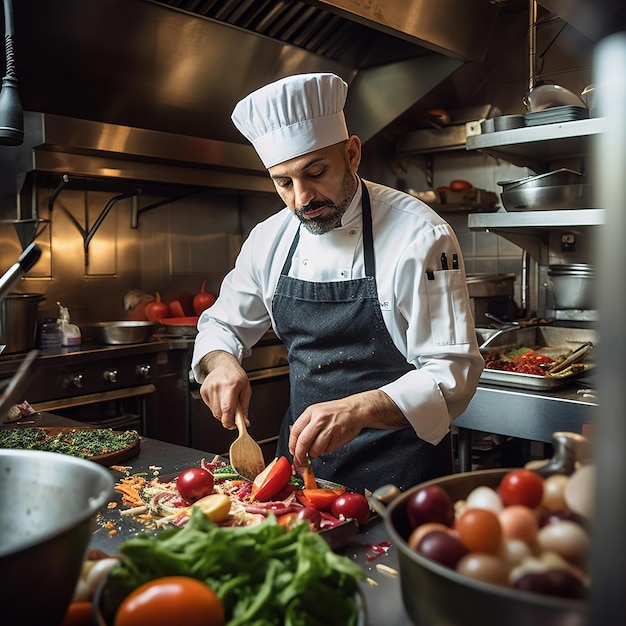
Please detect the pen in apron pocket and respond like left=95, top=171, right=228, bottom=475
left=452, top=253, right=459, bottom=270
left=441, top=253, right=448, bottom=270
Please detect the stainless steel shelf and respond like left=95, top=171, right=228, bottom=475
left=466, top=117, right=607, bottom=170
left=468, top=208, right=605, bottom=231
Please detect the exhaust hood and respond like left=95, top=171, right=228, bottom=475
left=2, top=0, right=500, bottom=200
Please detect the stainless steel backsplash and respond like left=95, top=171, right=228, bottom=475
left=0, top=182, right=281, bottom=327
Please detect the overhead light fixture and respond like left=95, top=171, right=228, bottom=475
left=0, top=0, right=23, bottom=146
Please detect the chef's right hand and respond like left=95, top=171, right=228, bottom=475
left=198, top=350, right=252, bottom=430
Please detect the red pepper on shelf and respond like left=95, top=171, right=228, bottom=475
left=250, top=456, right=292, bottom=502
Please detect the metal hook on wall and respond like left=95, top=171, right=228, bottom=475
left=47, top=174, right=139, bottom=266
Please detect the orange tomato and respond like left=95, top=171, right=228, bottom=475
left=449, top=179, right=473, bottom=191
left=114, top=576, right=224, bottom=626
left=455, top=508, right=503, bottom=554
left=60, top=602, right=93, bottom=626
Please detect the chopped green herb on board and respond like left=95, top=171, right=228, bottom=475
left=0, top=427, right=140, bottom=459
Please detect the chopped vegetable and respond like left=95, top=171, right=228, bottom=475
left=108, top=508, right=364, bottom=626
left=250, top=456, right=292, bottom=501
left=296, top=487, right=345, bottom=511
left=301, top=454, right=318, bottom=490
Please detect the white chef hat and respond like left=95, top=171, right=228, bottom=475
left=231, top=73, right=350, bottom=168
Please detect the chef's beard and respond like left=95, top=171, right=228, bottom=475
left=294, top=167, right=358, bottom=235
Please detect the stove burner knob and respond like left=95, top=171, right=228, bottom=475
left=103, top=369, right=118, bottom=383
left=136, top=364, right=151, bottom=379
left=72, top=374, right=83, bottom=388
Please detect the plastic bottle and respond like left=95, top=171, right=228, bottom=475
left=39, top=317, right=63, bottom=349
left=57, top=302, right=82, bottom=347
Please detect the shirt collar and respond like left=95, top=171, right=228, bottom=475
left=339, top=177, right=363, bottom=228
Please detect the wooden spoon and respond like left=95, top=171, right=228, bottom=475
left=229, top=404, right=266, bottom=482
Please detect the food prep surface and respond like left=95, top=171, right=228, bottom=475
left=22, top=412, right=415, bottom=626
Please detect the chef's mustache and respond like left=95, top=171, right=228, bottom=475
left=296, top=199, right=334, bottom=215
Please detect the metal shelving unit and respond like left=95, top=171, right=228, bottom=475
left=466, top=117, right=606, bottom=263
left=466, top=117, right=607, bottom=170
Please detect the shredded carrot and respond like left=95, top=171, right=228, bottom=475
left=107, top=502, right=117, bottom=509
left=114, top=476, right=147, bottom=507
left=108, top=529, right=117, bottom=536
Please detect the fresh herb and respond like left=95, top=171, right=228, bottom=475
left=0, top=427, right=47, bottom=449
left=108, top=508, right=364, bottom=626
left=0, top=427, right=140, bottom=459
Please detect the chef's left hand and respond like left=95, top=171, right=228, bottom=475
left=288, top=390, right=408, bottom=467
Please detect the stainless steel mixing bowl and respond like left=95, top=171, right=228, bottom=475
left=87, top=320, right=157, bottom=344
left=0, top=449, right=114, bottom=626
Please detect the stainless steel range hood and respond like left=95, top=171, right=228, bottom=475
left=2, top=0, right=500, bottom=202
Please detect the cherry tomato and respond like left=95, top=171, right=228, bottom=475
left=455, top=508, right=503, bottom=554
left=296, top=506, right=323, bottom=530
left=114, top=576, right=224, bottom=626
left=499, top=469, right=544, bottom=508
left=176, top=468, right=215, bottom=504
left=331, top=492, right=370, bottom=526
left=406, top=485, right=455, bottom=529
left=60, top=602, right=93, bottom=626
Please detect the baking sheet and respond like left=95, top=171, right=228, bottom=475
left=479, top=325, right=597, bottom=390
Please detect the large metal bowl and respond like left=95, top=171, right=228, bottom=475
left=500, top=184, right=596, bottom=211
left=87, top=320, right=157, bottom=344
left=374, top=470, right=590, bottom=626
left=0, top=449, right=114, bottom=626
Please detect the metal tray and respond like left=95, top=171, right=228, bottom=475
left=479, top=325, right=598, bottom=389
left=480, top=365, right=595, bottom=390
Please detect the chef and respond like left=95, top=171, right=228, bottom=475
left=192, top=72, right=484, bottom=493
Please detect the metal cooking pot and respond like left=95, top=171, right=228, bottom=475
left=0, top=449, right=114, bottom=626
left=370, top=468, right=590, bottom=626
left=498, top=169, right=583, bottom=193
left=0, top=292, right=46, bottom=353
left=548, top=265, right=595, bottom=310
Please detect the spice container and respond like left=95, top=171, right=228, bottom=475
left=38, top=317, right=63, bottom=349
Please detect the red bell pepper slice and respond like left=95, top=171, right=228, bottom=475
left=250, top=456, right=292, bottom=502
left=301, top=455, right=318, bottom=490
left=296, top=487, right=345, bottom=511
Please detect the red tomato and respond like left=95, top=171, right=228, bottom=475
left=296, top=487, right=343, bottom=511
left=455, top=508, right=503, bottom=554
left=114, top=576, right=224, bottom=626
left=60, top=602, right=93, bottom=626
left=331, top=492, right=370, bottom=526
left=499, top=469, right=544, bottom=508
left=449, top=179, right=473, bottom=191
left=176, top=468, right=215, bottom=504
left=251, top=456, right=292, bottom=501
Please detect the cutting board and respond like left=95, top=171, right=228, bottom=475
left=1, top=426, right=141, bottom=466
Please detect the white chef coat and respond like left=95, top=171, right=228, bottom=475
left=192, top=178, right=484, bottom=445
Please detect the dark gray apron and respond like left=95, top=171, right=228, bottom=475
left=273, top=182, right=452, bottom=493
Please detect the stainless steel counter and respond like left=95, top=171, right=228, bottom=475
left=453, top=382, right=598, bottom=471
left=26, top=412, right=413, bottom=626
